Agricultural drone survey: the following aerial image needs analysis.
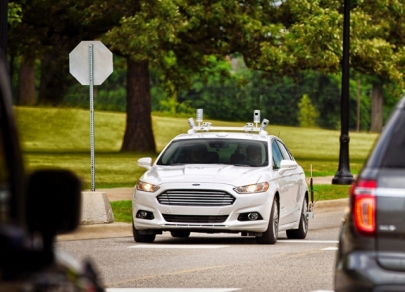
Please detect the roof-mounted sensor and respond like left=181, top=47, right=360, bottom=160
left=187, top=109, right=269, bottom=136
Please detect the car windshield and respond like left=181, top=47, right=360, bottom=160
left=156, top=139, right=268, bottom=167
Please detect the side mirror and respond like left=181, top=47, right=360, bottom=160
left=278, top=160, right=297, bottom=175
left=138, top=157, right=152, bottom=170
left=26, top=169, right=82, bottom=238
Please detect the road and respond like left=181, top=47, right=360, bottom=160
left=56, top=200, right=346, bottom=292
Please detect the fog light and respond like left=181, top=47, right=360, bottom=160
left=136, top=210, right=154, bottom=220
left=139, top=211, right=148, bottom=218
left=237, top=212, right=263, bottom=221
left=248, top=212, right=259, bottom=220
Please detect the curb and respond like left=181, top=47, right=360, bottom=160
left=57, top=222, right=132, bottom=241
left=313, top=198, right=348, bottom=209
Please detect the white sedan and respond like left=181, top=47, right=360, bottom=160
left=132, top=111, right=310, bottom=244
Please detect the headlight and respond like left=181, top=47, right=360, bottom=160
left=234, top=182, right=269, bottom=194
left=136, top=181, right=160, bottom=192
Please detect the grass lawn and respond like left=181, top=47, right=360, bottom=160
left=15, top=106, right=373, bottom=221
left=15, top=106, right=378, bottom=188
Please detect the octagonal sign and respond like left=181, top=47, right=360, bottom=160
left=69, top=41, right=113, bottom=85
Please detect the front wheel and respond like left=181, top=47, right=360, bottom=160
left=132, top=221, right=156, bottom=243
left=256, top=196, right=279, bottom=244
left=286, top=198, right=308, bottom=239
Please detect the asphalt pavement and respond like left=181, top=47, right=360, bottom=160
left=57, top=176, right=350, bottom=242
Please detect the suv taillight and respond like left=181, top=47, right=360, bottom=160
left=350, top=179, right=376, bottom=236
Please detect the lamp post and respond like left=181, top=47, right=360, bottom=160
left=332, top=0, right=354, bottom=185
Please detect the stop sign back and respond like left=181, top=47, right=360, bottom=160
left=69, top=41, right=113, bottom=85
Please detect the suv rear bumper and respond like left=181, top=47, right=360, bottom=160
left=335, top=251, right=405, bottom=292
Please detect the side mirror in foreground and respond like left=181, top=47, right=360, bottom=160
left=26, top=169, right=82, bottom=249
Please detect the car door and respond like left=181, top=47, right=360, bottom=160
left=276, top=140, right=303, bottom=222
left=271, top=139, right=295, bottom=225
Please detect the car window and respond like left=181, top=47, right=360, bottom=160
left=271, top=140, right=283, bottom=169
left=382, top=113, right=405, bottom=168
left=276, top=140, right=292, bottom=161
left=156, top=139, right=268, bottom=167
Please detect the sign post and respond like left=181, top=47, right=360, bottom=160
left=69, top=41, right=113, bottom=191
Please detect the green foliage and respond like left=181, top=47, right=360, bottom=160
left=298, top=94, right=319, bottom=128
left=8, top=0, right=405, bottom=136
left=59, top=52, right=394, bottom=132
left=7, top=2, right=22, bottom=25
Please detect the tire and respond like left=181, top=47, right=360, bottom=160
left=170, top=231, right=191, bottom=238
left=286, top=198, right=308, bottom=239
left=132, top=221, right=155, bottom=243
left=256, top=196, right=279, bottom=244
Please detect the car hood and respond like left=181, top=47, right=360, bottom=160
left=140, top=165, right=267, bottom=186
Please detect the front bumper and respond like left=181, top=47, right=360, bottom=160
left=132, top=183, right=273, bottom=233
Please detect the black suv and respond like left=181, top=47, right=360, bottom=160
left=0, top=53, right=104, bottom=290
left=334, top=95, right=405, bottom=291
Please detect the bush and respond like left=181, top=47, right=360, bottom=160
left=298, top=94, right=319, bottom=128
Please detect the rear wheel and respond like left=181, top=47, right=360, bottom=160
left=286, top=199, right=308, bottom=239
left=170, top=231, right=191, bottom=238
left=256, top=196, right=279, bottom=244
left=132, top=221, right=155, bottom=243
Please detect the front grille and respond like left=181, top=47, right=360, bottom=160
left=157, top=189, right=235, bottom=206
left=163, top=214, right=228, bottom=223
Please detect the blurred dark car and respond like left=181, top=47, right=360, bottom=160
left=0, top=52, right=104, bottom=291
left=334, top=95, right=405, bottom=292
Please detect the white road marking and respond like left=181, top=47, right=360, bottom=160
left=107, top=289, right=240, bottom=292
left=321, top=247, right=338, bottom=251
left=128, top=240, right=338, bottom=249
left=278, top=240, right=338, bottom=244
left=128, top=244, right=227, bottom=249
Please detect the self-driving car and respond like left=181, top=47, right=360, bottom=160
left=132, top=110, right=312, bottom=244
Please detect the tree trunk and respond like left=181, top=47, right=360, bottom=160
left=18, top=56, right=36, bottom=105
left=369, top=83, right=383, bottom=133
left=121, top=58, right=156, bottom=153
left=356, top=78, right=360, bottom=132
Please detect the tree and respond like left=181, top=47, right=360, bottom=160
left=298, top=94, right=319, bottom=127
left=8, top=0, right=135, bottom=105
left=243, top=0, right=405, bottom=132
left=104, top=0, right=274, bottom=152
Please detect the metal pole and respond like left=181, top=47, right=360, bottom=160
left=332, top=0, right=354, bottom=185
left=89, top=44, right=95, bottom=191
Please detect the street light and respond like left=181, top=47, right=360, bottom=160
left=332, top=0, right=354, bottom=185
